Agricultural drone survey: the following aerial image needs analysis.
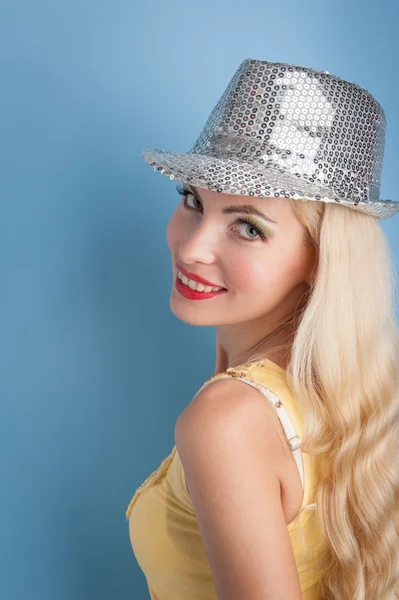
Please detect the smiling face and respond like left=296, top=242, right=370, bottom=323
left=167, top=183, right=317, bottom=366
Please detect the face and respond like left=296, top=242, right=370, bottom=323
left=167, top=184, right=316, bottom=334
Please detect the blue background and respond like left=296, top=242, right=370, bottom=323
left=1, top=1, right=398, bottom=598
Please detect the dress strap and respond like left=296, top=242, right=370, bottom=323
left=196, top=372, right=304, bottom=491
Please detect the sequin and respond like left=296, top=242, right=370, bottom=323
left=141, top=59, right=398, bottom=220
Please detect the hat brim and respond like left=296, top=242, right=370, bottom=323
left=141, top=149, right=399, bottom=220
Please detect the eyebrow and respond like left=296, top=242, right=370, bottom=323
left=187, top=185, right=278, bottom=226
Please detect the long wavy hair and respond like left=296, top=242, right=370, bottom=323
left=242, top=198, right=399, bottom=600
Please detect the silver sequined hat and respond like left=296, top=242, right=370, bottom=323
left=142, top=58, right=399, bottom=219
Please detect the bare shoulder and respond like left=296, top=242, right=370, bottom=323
left=176, top=375, right=289, bottom=465
left=174, top=377, right=303, bottom=600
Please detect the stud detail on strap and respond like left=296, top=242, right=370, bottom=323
left=288, top=436, right=301, bottom=451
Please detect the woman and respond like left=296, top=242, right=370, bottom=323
left=126, top=59, right=399, bottom=600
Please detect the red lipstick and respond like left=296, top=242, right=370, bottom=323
left=175, top=274, right=228, bottom=300
left=176, top=262, right=226, bottom=289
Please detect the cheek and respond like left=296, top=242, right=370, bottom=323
left=228, top=251, right=296, bottom=298
left=228, top=256, right=275, bottom=292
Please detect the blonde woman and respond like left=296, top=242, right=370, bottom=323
left=126, top=59, right=399, bottom=600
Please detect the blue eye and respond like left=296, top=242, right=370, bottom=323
left=176, top=184, right=269, bottom=243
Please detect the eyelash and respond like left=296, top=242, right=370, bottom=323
left=175, top=184, right=269, bottom=243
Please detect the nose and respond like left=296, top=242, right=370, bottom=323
left=178, top=220, right=221, bottom=265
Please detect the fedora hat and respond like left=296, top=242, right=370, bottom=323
left=142, top=58, right=398, bottom=219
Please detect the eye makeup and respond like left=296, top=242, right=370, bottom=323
left=175, top=183, right=275, bottom=243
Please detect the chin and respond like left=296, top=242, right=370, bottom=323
left=168, top=296, right=221, bottom=327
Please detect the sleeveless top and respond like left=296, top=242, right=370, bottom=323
left=126, top=358, right=328, bottom=600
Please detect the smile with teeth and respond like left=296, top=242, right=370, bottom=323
left=177, top=270, right=225, bottom=293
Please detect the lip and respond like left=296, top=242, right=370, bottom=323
left=175, top=275, right=228, bottom=300
left=176, top=262, right=226, bottom=289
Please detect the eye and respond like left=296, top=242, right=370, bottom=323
left=176, top=186, right=269, bottom=243
left=184, top=192, right=203, bottom=211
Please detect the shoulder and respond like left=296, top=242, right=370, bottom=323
left=175, top=372, right=289, bottom=467
left=174, top=375, right=303, bottom=600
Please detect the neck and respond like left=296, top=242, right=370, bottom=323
left=214, top=322, right=294, bottom=374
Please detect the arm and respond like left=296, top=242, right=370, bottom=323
left=174, top=377, right=303, bottom=600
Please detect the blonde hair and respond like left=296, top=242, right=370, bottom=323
left=243, top=198, right=399, bottom=599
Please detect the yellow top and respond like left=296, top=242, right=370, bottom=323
left=126, top=358, right=328, bottom=600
